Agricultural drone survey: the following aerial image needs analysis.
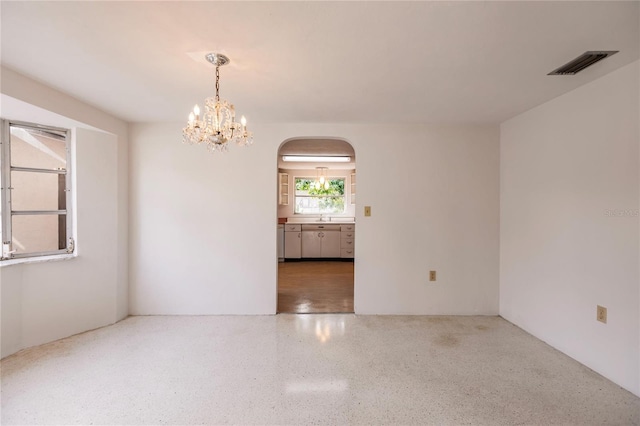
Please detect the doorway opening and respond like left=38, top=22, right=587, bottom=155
left=276, top=138, right=355, bottom=314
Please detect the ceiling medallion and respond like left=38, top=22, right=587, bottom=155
left=182, top=53, right=253, bottom=152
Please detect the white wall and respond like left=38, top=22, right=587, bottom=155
left=129, top=123, right=499, bottom=315
left=0, top=68, right=128, bottom=358
left=500, top=61, right=640, bottom=395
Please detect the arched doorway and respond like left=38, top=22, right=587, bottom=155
left=276, top=138, right=355, bottom=313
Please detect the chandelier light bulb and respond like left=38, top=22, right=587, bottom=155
left=188, top=112, right=195, bottom=125
left=193, top=104, right=200, bottom=117
left=241, top=115, right=247, bottom=127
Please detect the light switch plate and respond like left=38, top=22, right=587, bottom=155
left=597, top=305, right=607, bottom=323
left=364, top=206, right=371, bottom=217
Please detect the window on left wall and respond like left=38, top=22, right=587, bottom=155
left=0, top=120, right=74, bottom=261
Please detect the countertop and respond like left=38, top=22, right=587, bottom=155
left=283, top=217, right=355, bottom=225
left=287, top=221, right=355, bottom=225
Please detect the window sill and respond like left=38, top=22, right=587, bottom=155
left=0, top=252, right=77, bottom=268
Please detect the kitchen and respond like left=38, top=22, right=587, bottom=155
left=276, top=138, right=355, bottom=314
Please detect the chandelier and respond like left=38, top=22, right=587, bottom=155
left=182, top=53, right=253, bottom=152
left=315, top=167, right=330, bottom=190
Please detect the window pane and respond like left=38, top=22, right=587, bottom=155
left=10, top=126, right=67, bottom=170
left=295, top=178, right=345, bottom=195
left=294, top=177, right=345, bottom=214
left=11, top=171, right=65, bottom=211
left=295, top=196, right=345, bottom=214
left=11, top=214, right=66, bottom=254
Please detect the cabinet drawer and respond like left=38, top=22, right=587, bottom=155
left=340, top=224, right=355, bottom=232
left=341, top=248, right=355, bottom=258
left=341, top=238, right=355, bottom=248
left=285, top=224, right=301, bottom=232
left=301, top=224, right=340, bottom=231
left=341, top=231, right=355, bottom=239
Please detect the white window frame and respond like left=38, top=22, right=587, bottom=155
left=1, top=119, right=74, bottom=261
left=293, top=176, right=346, bottom=215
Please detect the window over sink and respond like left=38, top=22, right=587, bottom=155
left=294, top=177, right=345, bottom=215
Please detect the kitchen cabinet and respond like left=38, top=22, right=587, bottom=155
left=350, top=172, right=356, bottom=204
left=341, top=224, right=355, bottom=259
left=321, top=229, right=341, bottom=257
left=301, top=224, right=341, bottom=258
left=284, top=224, right=301, bottom=259
left=301, top=231, right=321, bottom=257
left=278, top=173, right=289, bottom=205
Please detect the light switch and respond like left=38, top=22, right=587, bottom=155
left=364, top=206, right=371, bottom=217
left=597, top=305, right=607, bottom=324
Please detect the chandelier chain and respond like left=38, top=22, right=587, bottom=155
left=215, top=66, right=220, bottom=102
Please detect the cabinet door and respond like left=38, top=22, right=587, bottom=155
left=284, top=232, right=301, bottom=259
left=301, top=231, right=322, bottom=258
left=320, top=231, right=341, bottom=258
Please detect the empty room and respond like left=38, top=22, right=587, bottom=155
left=1, top=1, right=639, bottom=425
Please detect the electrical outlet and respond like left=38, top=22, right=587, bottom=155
left=597, top=305, right=607, bottom=324
left=364, top=206, right=371, bottom=217
left=429, top=270, right=436, bottom=281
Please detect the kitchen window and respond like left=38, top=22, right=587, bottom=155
left=294, top=177, right=345, bottom=214
left=1, top=120, right=74, bottom=261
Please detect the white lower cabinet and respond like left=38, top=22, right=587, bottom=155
left=286, top=223, right=354, bottom=259
left=301, top=225, right=341, bottom=258
left=284, top=224, right=301, bottom=259
left=301, top=231, right=320, bottom=257
left=340, top=225, right=355, bottom=258
left=321, top=230, right=341, bottom=257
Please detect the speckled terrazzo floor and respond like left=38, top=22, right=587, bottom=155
left=1, top=315, right=638, bottom=425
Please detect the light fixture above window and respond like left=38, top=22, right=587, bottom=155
left=315, top=167, right=330, bottom=190
left=282, top=156, right=351, bottom=163
left=182, top=53, right=253, bottom=152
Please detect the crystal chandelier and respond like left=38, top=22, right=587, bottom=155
left=182, top=53, right=253, bottom=152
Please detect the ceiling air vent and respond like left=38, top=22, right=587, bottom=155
left=548, top=51, right=618, bottom=75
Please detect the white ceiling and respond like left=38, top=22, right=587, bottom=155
left=1, top=1, right=638, bottom=125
